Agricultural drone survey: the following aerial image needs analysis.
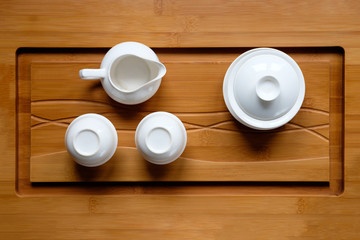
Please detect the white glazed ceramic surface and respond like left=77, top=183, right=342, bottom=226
left=135, top=112, right=187, bottom=165
left=223, top=48, right=305, bottom=130
left=79, top=42, right=166, bottom=105
left=65, top=114, right=118, bottom=167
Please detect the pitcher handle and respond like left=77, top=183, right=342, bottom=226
left=79, top=69, right=106, bottom=80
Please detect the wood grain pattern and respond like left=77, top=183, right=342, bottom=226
left=1, top=1, right=359, bottom=239
left=14, top=48, right=343, bottom=184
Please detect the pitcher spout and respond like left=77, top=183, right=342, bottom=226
left=132, top=57, right=166, bottom=93
left=134, top=59, right=165, bottom=95
left=147, top=59, right=166, bottom=82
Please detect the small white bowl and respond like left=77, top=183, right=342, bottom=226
left=135, top=112, right=187, bottom=165
left=65, top=114, right=118, bottom=167
left=223, top=48, right=305, bottom=130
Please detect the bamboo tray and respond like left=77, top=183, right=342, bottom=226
left=17, top=47, right=343, bottom=194
left=3, top=1, right=360, bottom=239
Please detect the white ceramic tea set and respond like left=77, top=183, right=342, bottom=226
left=65, top=42, right=305, bottom=167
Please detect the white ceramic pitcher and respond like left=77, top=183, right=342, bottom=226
left=79, top=42, right=166, bottom=105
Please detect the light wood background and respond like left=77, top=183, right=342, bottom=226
left=1, top=0, right=360, bottom=239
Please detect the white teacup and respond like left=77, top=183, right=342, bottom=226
left=65, top=114, right=118, bottom=167
left=79, top=42, right=166, bottom=105
left=135, top=112, right=187, bottom=165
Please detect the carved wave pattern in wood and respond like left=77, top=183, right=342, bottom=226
left=30, top=99, right=329, bottom=159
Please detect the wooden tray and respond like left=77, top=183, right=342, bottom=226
left=17, top=48, right=343, bottom=192
left=4, top=1, right=360, bottom=239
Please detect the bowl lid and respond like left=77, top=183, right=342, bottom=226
left=223, top=48, right=305, bottom=130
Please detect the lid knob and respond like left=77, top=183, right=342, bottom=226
left=256, top=76, right=280, bottom=102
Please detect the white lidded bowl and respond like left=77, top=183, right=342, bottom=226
left=135, top=112, right=187, bottom=165
left=223, top=48, right=305, bottom=130
left=65, top=114, right=118, bottom=167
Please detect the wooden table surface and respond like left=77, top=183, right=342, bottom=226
left=1, top=0, right=360, bottom=239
